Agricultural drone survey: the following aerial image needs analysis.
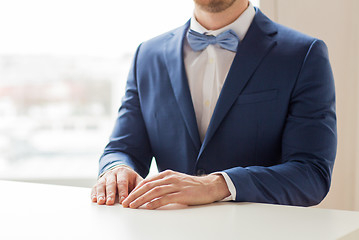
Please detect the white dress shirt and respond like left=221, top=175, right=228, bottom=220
left=184, top=2, right=255, bottom=201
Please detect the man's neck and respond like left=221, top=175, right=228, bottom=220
left=194, top=0, right=249, bottom=30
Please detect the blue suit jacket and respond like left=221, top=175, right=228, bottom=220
left=99, top=9, right=337, bottom=206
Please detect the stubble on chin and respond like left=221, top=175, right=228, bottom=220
left=194, top=0, right=237, bottom=13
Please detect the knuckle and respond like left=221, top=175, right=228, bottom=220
left=107, top=191, right=115, bottom=196
left=103, top=171, right=112, bottom=178
left=117, top=179, right=128, bottom=186
left=167, top=176, right=179, bottom=183
left=152, top=186, right=162, bottom=193
left=106, top=184, right=115, bottom=190
left=150, top=201, right=158, bottom=208
left=115, top=166, right=130, bottom=173
left=163, top=169, right=173, bottom=175
left=156, top=198, right=164, bottom=206
left=144, top=182, right=153, bottom=190
left=117, top=185, right=126, bottom=192
left=106, top=179, right=116, bottom=186
left=118, top=190, right=127, bottom=197
left=96, top=184, right=105, bottom=191
left=98, top=177, right=106, bottom=184
left=113, top=168, right=123, bottom=174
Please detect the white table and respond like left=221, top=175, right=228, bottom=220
left=0, top=180, right=358, bottom=240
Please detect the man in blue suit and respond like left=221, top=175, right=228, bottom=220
left=91, top=0, right=337, bottom=209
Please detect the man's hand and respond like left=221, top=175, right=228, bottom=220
left=91, top=166, right=143, bottom=205
left=121, top=170, right=230, bottom=209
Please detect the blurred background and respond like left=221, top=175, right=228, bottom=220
left=0, top=0, right=212, bottom=183
left=1, top=0, right=358, bottom=211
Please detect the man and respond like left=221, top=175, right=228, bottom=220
left=91, top=0, right=337, bottom=209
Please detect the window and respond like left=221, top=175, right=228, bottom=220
left=0, top=0, right=259, bottom=184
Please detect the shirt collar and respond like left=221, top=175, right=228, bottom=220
left=190, top=1, right=255, bottom=41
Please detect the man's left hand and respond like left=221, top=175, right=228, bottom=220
left=121, top=170, right=230, bottom=209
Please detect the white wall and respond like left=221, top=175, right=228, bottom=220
left=261, top=0, right=359, bottom=211
left=354, top=0, right=359, bottom=211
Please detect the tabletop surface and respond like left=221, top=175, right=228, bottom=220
left=0, top=180, right=359, bottom=240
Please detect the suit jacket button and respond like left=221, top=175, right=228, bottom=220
left=196, top=169, right=206, bottom=176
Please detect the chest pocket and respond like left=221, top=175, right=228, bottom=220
left=235, top=89, right=278, bottom=105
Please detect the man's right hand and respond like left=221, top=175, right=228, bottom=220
left=91, top=166, right=143, bottom=205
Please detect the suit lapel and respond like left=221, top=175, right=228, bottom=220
left=198, top=10, right=278, bottom=158
left=164, top=21, right=202, bottom=151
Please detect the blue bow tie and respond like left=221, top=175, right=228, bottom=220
left=187, top=29, right=240, bottom=52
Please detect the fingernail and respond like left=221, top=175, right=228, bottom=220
left=107, top=197, right=112, bottom=202
left=120, top=196, right=125, bottom=203
left=98, top=196, right=104, bottom=201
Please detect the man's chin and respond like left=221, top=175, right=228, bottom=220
left=194, top=0, right=237, bottom=13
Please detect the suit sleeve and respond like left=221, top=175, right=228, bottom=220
left=98, top=45, right=153, bottom=178
left=224, top=40, right=337, bottom=206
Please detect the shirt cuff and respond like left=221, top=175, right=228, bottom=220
left=211, top=171, right=236, bottom=201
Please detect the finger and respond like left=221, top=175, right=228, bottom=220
left=91, top=186, right=97, bottom=202
left=122, top=177, right=174, bottom=208
left=131, top=169, right=173, bottom=193
left=96, top=178, right=106, bottom=205
left=105, top=174, right=117, bottom=205
left=117, top=172, right=129, bottom=204
left=128, top=184, right=178, bottom=209
left=146, top=192, right=183, bottom=210
left=131, top=173, right=163, bottom=193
